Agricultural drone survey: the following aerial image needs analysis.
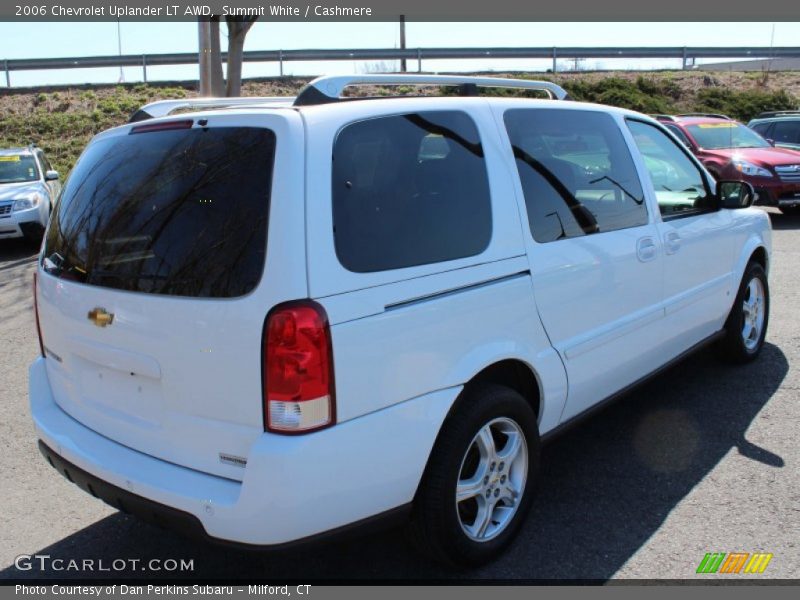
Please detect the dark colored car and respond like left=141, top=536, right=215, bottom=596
left=748, top=111, right=800, bottom=152
left=654, top=113, right=800, bottom=215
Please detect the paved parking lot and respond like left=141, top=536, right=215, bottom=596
left=1, top=209, right=797, bottom=581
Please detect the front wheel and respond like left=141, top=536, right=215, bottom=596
left=408, top=384, right=539, bottom=566
left=717, top=261, right=769, bottom=363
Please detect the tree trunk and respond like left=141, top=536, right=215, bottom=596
left=198, top=20, right=212, bottom=96
left=226, top=30, right=245, bottom=97
left=209, top=17, right=225, bottom=97
left=225, top=19, right=257, bottom=97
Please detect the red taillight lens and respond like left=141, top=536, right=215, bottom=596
left=33, top=272, right=44, bottom=357
left=263, top=301, right=335, bottom=433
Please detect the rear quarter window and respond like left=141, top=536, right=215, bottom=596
left=42, top=126, right=276, bottom=298
left=331, top=111, right=492, bottom=273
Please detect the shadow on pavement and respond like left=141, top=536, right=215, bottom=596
left=768, top=210, right=800, bottom=230
left=1, top=343, right=788, bottom=581
left=0, top=239, right=39, bottom=264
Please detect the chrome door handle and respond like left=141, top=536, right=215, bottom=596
left=664, top=231, right=681, bottom=255
left=637, top=237, right=657, bottom=262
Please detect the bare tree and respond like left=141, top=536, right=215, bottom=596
left=209, top=17, right=225, bottom=96
left=225, top=17, right=258, bottom=97
left=198, top=17, right=258, bottom=97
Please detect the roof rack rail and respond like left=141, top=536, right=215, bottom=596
left=676, top=112, right=732, bottom=120
left=293, top=74, right=569, bottom=106
left=651, top=114, right=677, bottom=122
left=128, top=97, right=294, bottom=123
left=754, top=110, right=800, bottom=119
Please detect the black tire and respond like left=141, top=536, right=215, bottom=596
left=408, top=383, right=540, bottom=567
left=717, top=261, right=769, bottom=364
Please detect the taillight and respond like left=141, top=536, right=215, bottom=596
left=263, top=301, right=335, bottom=434
left=33, top=272, right=44, bottom=357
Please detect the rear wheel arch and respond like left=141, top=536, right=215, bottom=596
left=462, top=359, right=542, bottom=425
left=415, top=359, right=543, bottom=496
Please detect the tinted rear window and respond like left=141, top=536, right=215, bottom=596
left=42, top=126, right=275, bottom=298
left=332, top=111, right=492, bottom=273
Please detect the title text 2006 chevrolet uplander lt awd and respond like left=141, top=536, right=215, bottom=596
left=30, top=75, right=771, bottom=566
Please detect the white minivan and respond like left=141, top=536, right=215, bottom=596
left=30, top=75, right=771, bottom=566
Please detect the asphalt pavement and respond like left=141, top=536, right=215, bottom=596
left=1, top=209, right=797, bottom=581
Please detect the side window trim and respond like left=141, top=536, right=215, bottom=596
left=625, top=117, right=717, bottom=221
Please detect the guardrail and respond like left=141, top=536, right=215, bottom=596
left=5, top=46, right=800, bottom=87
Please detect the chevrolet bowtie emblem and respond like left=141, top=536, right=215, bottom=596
left=87, top=307, right=114, bottom=327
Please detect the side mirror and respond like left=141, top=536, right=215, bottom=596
left=766, top=139, right=776, bottom=147
left=45, top=170, right=59, bottom=181
left=718, top=180, right=755, bottom=209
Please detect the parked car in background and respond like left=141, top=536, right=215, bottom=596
left=748, top=110, right=800, bottom=152
left=31, top=76, right=771, bottom=566
left=0, top=145, right=61, bottom=243
left=654, top=114, right=800, bottom=215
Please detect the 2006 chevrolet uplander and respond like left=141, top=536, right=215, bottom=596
left=30, top=75, right=771, bottom=566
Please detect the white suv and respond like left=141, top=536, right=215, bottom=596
left=30, top=75, right=771, bottom=566
left=0, top=145, right=61, bottom=243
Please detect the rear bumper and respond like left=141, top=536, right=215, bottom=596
left=29, top=357, right=455, bottom=546
left=37, top=439, right=410, bottom=550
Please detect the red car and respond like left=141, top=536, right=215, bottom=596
left=655, top=113, right=800, bottom=215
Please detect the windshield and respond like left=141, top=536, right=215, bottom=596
left=685, top=122, right=771, bottom=150
left=0, top=155, right=39, bottom=184
left=42, top=126, right=276, bottom=298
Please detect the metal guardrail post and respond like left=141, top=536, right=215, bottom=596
left=552, top=48, right=557, bottom=73
left=682, top=47, right=688, bottom=70
left=142, top=55, right=147, bottom=83
left=417, top=48, right=422, bottom=73
left=279, top=50, right=283, bottom=76
left=4, top=60, right=9, bottom=88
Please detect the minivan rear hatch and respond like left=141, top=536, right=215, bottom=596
left=36, top=113, right=300, bottom=480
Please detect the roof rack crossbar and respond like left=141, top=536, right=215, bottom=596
left=293, top=74, right=569, bottom=106
left=675, top=112, right=732, bottom=120
left=754, top=110, right=800, bottom=119
left=128, top=97, right=294, bottom=123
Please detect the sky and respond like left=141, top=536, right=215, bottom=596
left=1, top=21, right=799, bottom=87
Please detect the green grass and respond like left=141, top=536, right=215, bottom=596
left=0, top=85, right=189, bottom=176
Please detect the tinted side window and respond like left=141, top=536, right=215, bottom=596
left=332, top=111, right=492, bottom=273
left=772, top=121, right=800, bottom=145
left=750, top=122, right=773, bottom=138
left=504, top=109, right=647, bottom=243
left=627, top=120, right=715, bottom=219
left=37, top=151, right=53, bottom=172
left=664, top=124, right=693, bottom=148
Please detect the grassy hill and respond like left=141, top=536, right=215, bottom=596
left=1, top=70, right=798, bottom=176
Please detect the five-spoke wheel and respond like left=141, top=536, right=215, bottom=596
left=409, top=384, right=539, bottom=566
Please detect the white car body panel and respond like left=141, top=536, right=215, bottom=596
left=36, top=111, right=306, bottom=481
left=0, top=180, right=53, bottom=239
left=28, top=92, right=772, bottom=547
left=31, top=357, right=457, bottom=545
